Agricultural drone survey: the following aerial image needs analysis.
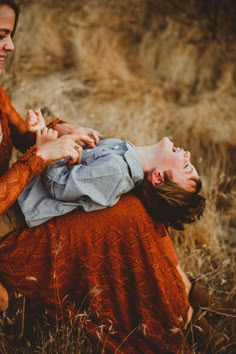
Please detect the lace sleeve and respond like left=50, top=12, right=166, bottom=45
left=0, top=87, right=35, bottom=152
left=0, top=146, right=49, bottom=214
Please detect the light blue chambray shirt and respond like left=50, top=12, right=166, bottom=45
left=18, top=139, right=144, bottom=227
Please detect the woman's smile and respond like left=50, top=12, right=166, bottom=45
left=0, top=56, right=6, bottom=67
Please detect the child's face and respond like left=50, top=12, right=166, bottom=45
left=155, top=137, right=199, bottom=192
left=0, top=5, right=15, bottom=76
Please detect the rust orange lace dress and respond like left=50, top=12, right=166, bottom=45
left=0, top=86, right=191, bottom=353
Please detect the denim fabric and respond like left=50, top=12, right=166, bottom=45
left=18, top=139, right=144, bottom=227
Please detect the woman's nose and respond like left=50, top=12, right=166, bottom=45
left=4, top=37, right=14, bottom=51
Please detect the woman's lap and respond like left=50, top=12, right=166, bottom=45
left=0, top=194, right=190, bottom=353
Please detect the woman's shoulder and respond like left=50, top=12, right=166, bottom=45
left=0, top=86, right=10, bottom=106
left=0, top=86, right=6, bottom=96
left=0, top=86, right=19, bottom=120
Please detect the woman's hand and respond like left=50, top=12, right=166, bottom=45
left=54, top=123, right=102, bottom=147
left=36, top=132, right=83, bottom=164
left=25, top=108, right=46, bottom=132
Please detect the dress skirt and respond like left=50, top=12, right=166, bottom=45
left=0, top=194, right=190, bottom=353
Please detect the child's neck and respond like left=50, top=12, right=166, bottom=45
left=134, top=144, right=159, bottom=173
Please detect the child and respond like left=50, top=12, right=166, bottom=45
left=18, top=109, right=205, bottom=229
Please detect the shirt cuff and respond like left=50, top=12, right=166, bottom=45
left=47, top=118, right=67, bottom=130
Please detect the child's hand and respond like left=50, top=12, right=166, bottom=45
left=36, top=127, right=58, bottom=146
left=26, top=108, right=46, bottom=132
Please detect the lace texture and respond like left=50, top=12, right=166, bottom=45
left=0, top=85, right=191, bottom=353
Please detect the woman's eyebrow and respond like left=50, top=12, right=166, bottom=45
left=0, top=29, right=11, bottom=33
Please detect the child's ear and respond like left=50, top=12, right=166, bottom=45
left=151, top=169, right=164, bottom=186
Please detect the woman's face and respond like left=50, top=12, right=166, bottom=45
left=0, top=4, right=15, bottom=75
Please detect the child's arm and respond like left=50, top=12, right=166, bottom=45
left=25, top=109, right=83, bottom=163
left=26, top=106, right=102, bottom=148
left=53, top=123, right=102, bottom=147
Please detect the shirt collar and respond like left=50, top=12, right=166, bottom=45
left=124, top=141, right=144, bottom=184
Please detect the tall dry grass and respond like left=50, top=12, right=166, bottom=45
left=1, top=0, right=235, bottom=351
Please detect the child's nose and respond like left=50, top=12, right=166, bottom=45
left=184, top=151, right=191, bottom=160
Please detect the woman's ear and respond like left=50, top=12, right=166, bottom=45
left=151, top=169, right=164, bottom=186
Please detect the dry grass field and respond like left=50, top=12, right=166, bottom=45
left=1, top=0, right=236, bottom=352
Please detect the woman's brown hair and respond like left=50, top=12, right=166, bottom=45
left=0, top=0, right=20, bottom=37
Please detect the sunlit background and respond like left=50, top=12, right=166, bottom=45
left=2, top=0, right=236, bottom=344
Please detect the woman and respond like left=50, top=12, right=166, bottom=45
left=0, top=1, right=232, bottom=353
